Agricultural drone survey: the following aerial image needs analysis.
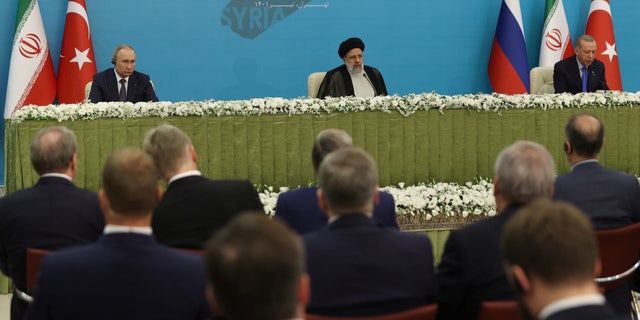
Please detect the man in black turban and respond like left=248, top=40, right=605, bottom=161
left=316, top=37, right=388, bottom=99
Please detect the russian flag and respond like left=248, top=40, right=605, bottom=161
left=488, top=0, right=529, bottom=94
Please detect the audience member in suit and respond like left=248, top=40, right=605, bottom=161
left=204, top=213, right=310, bottom=320
left=88, top=44, right=159, bottom=103
left=304, top=147, right=436, bottom=316
left=554, top=113, right=640, bottom=315
left=316, top=37, right=388, bottom=98
left=501, top=199, right=624, bottom=320
left=143, top=124, right=263, bottom=249
left=275, top=128, right=398, bottom=234
left=436, top=140, right=556, bottom=320
left=27, top=148, right=211, bottom=320
left=0, top=126, right=104, bottom=320
left=554, top=113, right=640, bottom=230
left=554, top=35, right=608, bottom=94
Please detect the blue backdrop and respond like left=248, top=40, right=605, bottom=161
left=2, top=0, right=640, bottom=185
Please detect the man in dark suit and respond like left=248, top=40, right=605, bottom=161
left=88, top=44, right=158, bottom=103
left=204, top=213, right=310, bottom=320
left=275, top=128, right=397, bottom=234
left=304, top=147, right=436, bottom=316
left=26, top=148, right=211, bottom=320
left=554, top=113, right=640, bottom=315
left=554, top=34, right=608, bottom=94
left=0, top=126, right=104, bottom=320
left=316, top=37, right=387, bottom=98
left=501, top=199, right=623, bottom=320
left=436, top=140, right=556, bottom=320
left=554, top=113, right=640, bottom=230
left=143, top=124, right=263, bottom=249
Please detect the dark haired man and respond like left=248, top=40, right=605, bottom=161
left=501, top=199, right=623, bottom=320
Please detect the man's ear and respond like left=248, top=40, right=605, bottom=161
left=205, top=285, right=223, bottom=317
left=510, top=265, right=532, bottom=296
left=317, top=189, right=329, bottom=214
left=564, top=141, right=572, bottom=154
left=188, top=145, right=197, bottom=163
left=98, top=188, right=109, bottom=214
left=298, top=273, right=311, bottom=308
left=373, top=186, right=380, bottom=206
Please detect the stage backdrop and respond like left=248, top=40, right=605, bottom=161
left=1, top=0, right=640, bottom=185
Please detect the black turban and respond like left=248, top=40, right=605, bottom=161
left=338, top=37, right=365, bottom=58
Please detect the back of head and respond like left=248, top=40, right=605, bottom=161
left=143, top=124, right=192, bottom=179
left=102, top=148, right=160, bottom=217
left=494, top=140, right=555, bottom=205
left=565, top=113, right=604, bottom=157
left=204, top=213, right=304, bottom=320
left=501, top=199, right=597, bottom=286
left=30, top=126, right=77, bottom=176
left=311, top=128, right=353, bottom=174
left=318, top=147, right=377, bottom=214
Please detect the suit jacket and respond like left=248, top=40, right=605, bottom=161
left=554, top=161, right=640, bottom=230
left=316, top=65, right=388, bottom=98
left=275, top=186, right=398, bottom=234
left=553, top=56, right=608, bottom=94
left=436, top=205, right=522, bottom=320
left=0, top=177, right=104, bottom=320
left=304, top=214, right=436, bottom=316
left=89, top=68, right=158, bottom=103
left=152, top=175, right=264, bottom=249
left=26, top=233, right=210, bottom=320
left=545, top=304, right=624, bottom=320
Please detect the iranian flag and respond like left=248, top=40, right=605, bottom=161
left=4, top=0, right=57, bottom=118
left=57, top=0, right=96, bottom=104
left=586, top=0, right=622, bottom=90
left=539, top=0, right=574, bottom=67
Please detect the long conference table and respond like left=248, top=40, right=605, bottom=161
left=2, top=99, right=640, bottom=294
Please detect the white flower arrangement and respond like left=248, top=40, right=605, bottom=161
left=10, top=91, right=640, bottom=123
left=257, top=179, right=497, bottom=224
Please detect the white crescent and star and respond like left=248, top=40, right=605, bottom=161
left=61, top=1, right=93, bottom=70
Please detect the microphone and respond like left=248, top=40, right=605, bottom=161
left=363, top=72, right=376, bottom=95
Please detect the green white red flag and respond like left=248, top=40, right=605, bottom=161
left=4, top=0, right=57, bottom=118
left=538, top=0, right=574, bottom=67
left=585, top=0, right=622, bottom=90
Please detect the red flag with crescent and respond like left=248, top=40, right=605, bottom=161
left=57, top=0, right=97, bottom=103
left=585, top=0, right=622, bottom=91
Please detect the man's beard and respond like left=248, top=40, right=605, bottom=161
left=347, top=63, right=363, bottom=74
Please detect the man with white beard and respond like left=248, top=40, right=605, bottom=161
left=316, top=37, right=388, bottom=98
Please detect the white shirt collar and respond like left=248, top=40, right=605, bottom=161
left=168, top=170, right=202, bottom=185
left=103, top=224, right=153, bottom=236
left=570, top=159, right=599, bottom=171
left=114, top=69, right=129, bottom=82
left=538, top=293, right=605, bottom=320
left=40, top=173, right=72, bottom=182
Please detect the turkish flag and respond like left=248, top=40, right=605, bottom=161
left=57, top=0, right=97, bottom=103
left=585, top=0, right=622, bottom=91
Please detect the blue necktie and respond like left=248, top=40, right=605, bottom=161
left=119, top=78, right=127, bottom=101
left=581, top=66, right=588, bottom=92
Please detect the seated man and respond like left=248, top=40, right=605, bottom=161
left=501, top=199, right=623, bottom=320
left=436, top=141, right=556, bottom=320
left=275, top=128, right=397, bottom=234
left=204, top=213, right=310, bottom=320
left=304, top=147, right=435, bottom=316
left=27, top=148, right=210, bottom=320
left=554, top=35, right=608, bottom=94
left=0, top=126, right=104, bottom=320
left=143, top=124, right=263, bottom=249
left=89, top=44, right=159, bottom=103
left=554, top=113, right=640, bottom=230
left=316, top=37, right=388, bottom=98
